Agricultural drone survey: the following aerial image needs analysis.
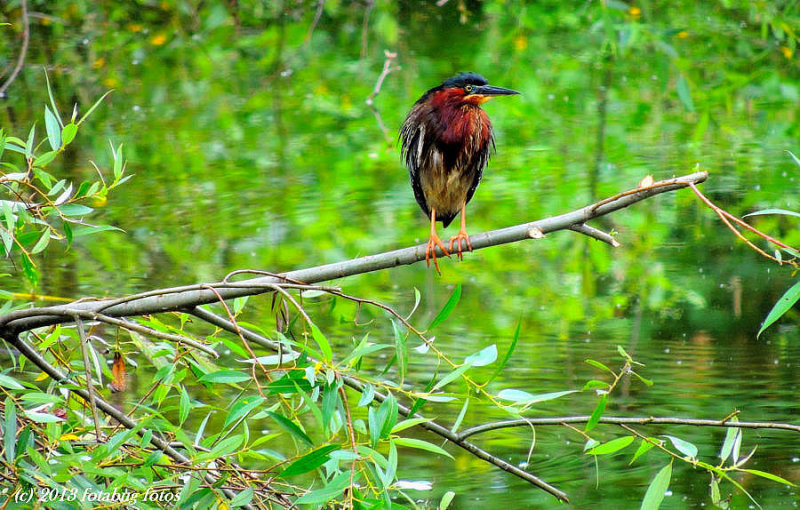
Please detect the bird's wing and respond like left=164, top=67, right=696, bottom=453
left=400, top=117, right=432, bottom=217
left=464, top=124, right=495, bottom=206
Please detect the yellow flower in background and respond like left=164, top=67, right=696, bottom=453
left=102, top=77, right=118, bottom=88
left=629, top=6, right=641, bottom=18
left=150, top=33, right=167, bottom=46
left=93, top=57, right=105, bottom=69
left=677, top=30, right=689, bottom=39
left=128, top=23, right=143, bottom=33
left=780, top=47, right=793, bottom=59
left=513, top=34, right=528, bottom=51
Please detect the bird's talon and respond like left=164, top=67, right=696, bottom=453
left=448, top=232, right=472, bottom=261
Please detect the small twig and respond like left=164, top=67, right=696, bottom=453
left=0, top=0, right=30, bottom=97
left=456, top=415, right=800, bottom=441
left=688, top=182, right=799, bottom=267
left=366, top=50, right=399, bottom=145
left=304, top=0, right=326, bottom=45
left=569, top=223, right=620, bottom=247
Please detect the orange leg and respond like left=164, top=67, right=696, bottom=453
left=448, top=203, right=472, bottom=260
left=426, top=208, right=450, bottom=274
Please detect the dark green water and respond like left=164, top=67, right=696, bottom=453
left=2, top=1, right=799, bottom=508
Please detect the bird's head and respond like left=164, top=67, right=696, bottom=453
left=424, top=72, right=520, bottom=107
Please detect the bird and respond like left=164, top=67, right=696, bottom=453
left=400, top=72, right=519, bottom=273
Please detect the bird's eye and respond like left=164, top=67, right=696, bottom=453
left=465, top=84, right=474, bottom=93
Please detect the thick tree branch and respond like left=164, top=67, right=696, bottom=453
left=0, top=171, right=708, bottom=336
left=457, top=416, right=800, bottom=441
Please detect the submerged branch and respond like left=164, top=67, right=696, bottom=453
left=0, top=170, right=708, bottom=336
left=457, top=416, right=800, bottom=441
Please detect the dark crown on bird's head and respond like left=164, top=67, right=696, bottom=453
left=415, top=72, right=489, bottom=104
left=440, top=72, right=488, bottom=89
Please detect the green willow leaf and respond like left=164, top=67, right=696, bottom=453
left=663, top=435, right=698, bottom=459
left=586, top=435, right=635, bottom=455
left=630, top=438, right=657, bottom=464
left=439, top=491, right=456, bottom=510
left=641, top=462, right=672, bottom=510
left=486, top=319, right=520, bottom=385
left=44, top=105, right=61, bottom=150
left=295, top=472, right=350, bottom=504
left=224, top=396, right=265, bottom=428
left=281, top=444, right=340, bottom=477
left=757, top=280, right=800, bottom=338
left=743, top=208, right=800, bottom=219
left=311, top=325, right=333, bottom=362
left=197, top=370, right=250, bottom=384
left=585, top=393, right=607, bottom=432
left=428, top=283, right=461, bottom=330
left=266, top=411, right=313, bottom=447
left=741, top=469, right=795, bottom=486
left=393, top=437, right=453, bottom=459
left=465, top=344, right=497, bottom=367
left=4, top=397, right=16, bottom=462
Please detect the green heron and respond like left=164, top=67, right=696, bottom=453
left=400, top=72, right=519, bottom=273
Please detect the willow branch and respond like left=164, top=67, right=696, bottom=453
left=0, top=332, right=261, bottom=508
left=189, top=305, right=570, bottom=503
left=0, top=171, right=708, bottom=336
left=457, top=416, right=800, bottom=441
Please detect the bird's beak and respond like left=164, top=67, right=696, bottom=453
left=469, top=84, right=520, bottom=104
left=476, top=85, right=520, bottom=97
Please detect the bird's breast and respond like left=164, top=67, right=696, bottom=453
left=418, top=145, right=474, bottom=222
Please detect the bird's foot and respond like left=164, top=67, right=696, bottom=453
left=426, top=234, right=451, bottom=274
left=448, top=230, right=472, bottom=261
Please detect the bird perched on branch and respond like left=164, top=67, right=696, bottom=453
left=400, top=72, right=519, bottom=273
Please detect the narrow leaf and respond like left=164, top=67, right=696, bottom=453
left=311, top=325, right=333, bottom=362
left=61, top=123, right=78, bottom=146
left=281, top=444, right=340, bottom=477
left=393, top=437, right=453, bottom=459
left=197, top=370, right=250, bottom=384
left=630, top=438, right=656, bottom=464
left=640, top=462, right=672, bottom=510
left=741, top=469, right=795, bottom=486
left=4, top=397, right=16, bottom=462
left=585, top=393, right=607, bottom=432
left=432, top=364, right=471, bottom=391
left=439, top=491, right=456, bottom=510
left=743, top=208, right=800, bottom=219
left=487, top=319, right=520, bottom=385
left=428, top=283, right=461, bottom=330
left=757, top=280, right=800, bottom=337
left=719, top=423, right=740, bottom=462
left=77, top=90, right=112, bottom=126
left=676, top=75, right=694, bottom=112
left=586, top=435, right=635, bottom=455
left=663, top=435, right=698, bottom=459
left=266, top=411, right=313, bottom=447
left=497, top=388, right=578, bottom=405
left=465, top=344, right=497, bottom=367
left=295, top=472, right=351, bottom=504
left=44, top=106, right=62, bottom=151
